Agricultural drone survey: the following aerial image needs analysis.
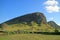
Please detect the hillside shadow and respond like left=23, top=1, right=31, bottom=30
left=0, top=30, right=60, bottom=35
left=30, top=32, right=60, bottom=35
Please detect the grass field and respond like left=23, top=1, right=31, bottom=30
left=0, top=34, right=60, bottom=40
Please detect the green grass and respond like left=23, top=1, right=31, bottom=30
left=0, top=34, right=60, bottom=40
left=0, top=22, right=60, bottom=40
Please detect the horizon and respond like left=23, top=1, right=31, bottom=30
left=0, top=0, right=60, bottom=26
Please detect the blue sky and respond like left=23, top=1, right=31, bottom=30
left=0, top=0, right=60, bottom=25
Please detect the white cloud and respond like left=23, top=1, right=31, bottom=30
left=49, top=17, right=54, bottom=21
left=44, top=0, right=58, bottom=6
left=44, top=0, right=60, bottom=13
left=45, top=6, right=60, bottom=13
left=58, top=24, right=60, bottom=26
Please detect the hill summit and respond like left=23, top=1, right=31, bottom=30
left=48, top=21, right=60, bottom=28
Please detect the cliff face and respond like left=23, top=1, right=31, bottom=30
left=3, top=12, right=47, bottom=25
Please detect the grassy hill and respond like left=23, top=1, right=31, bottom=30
left=0, top=12, right=60, bottom=40
left=0, top=12, right=55, bottom=33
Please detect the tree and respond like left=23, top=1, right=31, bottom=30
left=55, top=28, right=59, bottom=33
